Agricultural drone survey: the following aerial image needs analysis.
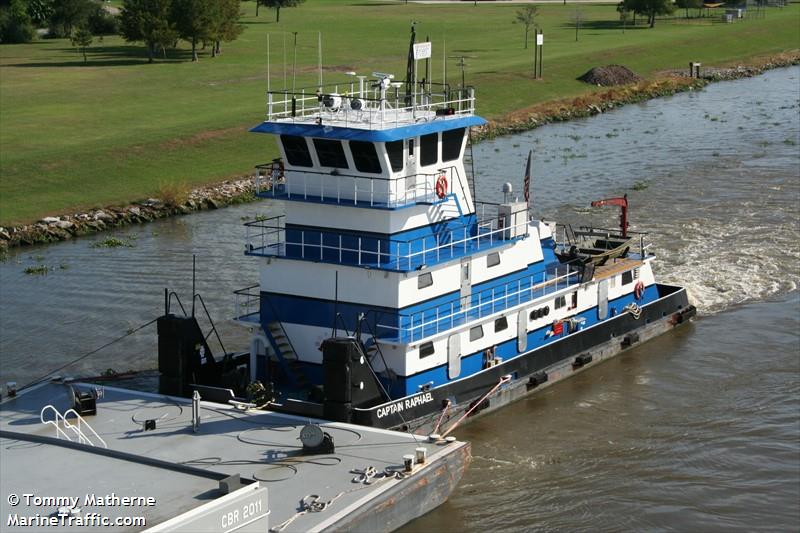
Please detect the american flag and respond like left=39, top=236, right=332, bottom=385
left=523, top=150, right=532, bottom=208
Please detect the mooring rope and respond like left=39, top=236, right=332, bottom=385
left=441, top=375, right=511, bottom=438
left=19, top=317, right=159, bottom=392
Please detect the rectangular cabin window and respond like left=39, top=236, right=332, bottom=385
left=487, top=252, right=501, bottom=268
left=494, top=316, right=508, bottom=332
left=420, top=133, right=438, bottom=166
left=419, top=341, right=435, bottom=359
left=622, top=270, right=634, bottom=285
left=555, top=295, right=566, bottom=309
left=313, top=138, right=349, bottom=169
left=349, top=141, right=382, bottom=174
left=569, top=291, right=578, bottom=310
left=418, top=272, right=433, bottom=289
left=469, top=325, right=484, bottom=342
left=386, top=140, right=404, bottom=172
left=280, top=135, right=313, bottom=167
left=442, top=128, right=465, bottom=162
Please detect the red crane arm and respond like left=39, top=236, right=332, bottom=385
left=590, top=194, right=629, bottom=237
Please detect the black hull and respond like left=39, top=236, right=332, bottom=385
left=353, top=283, right=695, bottom=433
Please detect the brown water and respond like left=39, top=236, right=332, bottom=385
left=1, top=67, right=799, bottom=531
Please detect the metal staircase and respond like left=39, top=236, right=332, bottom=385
left=465, top=131, right=477, bottom=196
left=265, top=321, right=311, bottom=390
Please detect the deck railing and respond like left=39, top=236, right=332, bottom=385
left=233, top=284, right=260, bottom=323
left=374, top=267, right=581, bottom=343
left=254, top=164, right=463, bottom=208
left=244, top=209, right=529, bottom=271
left=265, top=82, right=475, bottom=128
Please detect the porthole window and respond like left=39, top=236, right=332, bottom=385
left=418, top=272, right=433, bottom=289
left=469, top=325, right=484, bottom=342
left=419, top=341, right=435, bottom=358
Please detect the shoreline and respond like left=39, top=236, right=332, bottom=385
left=2, top=50, right=798, bottom=251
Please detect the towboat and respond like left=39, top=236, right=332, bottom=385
left=157, top=30, right=695, bottom=435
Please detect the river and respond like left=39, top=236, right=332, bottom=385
left=2, top=67, right=798, bottom=531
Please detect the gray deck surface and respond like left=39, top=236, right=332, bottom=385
left=0, top=381, right=466, bottom=532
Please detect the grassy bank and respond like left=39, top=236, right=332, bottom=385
left=1, top=1, right=798, bottom=226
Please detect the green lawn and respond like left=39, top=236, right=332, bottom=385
left=1, top=0, right=798, bottom=226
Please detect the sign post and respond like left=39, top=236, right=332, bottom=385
left=413, top=42, right=432, bottom=108
left=535, top=31, right=544, bottom=79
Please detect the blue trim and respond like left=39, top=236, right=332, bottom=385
left=258, top=258, right=574, bottom=339
left=391, top=285, right=659, bottom=396
left=249, top=116, right=487, bottom=142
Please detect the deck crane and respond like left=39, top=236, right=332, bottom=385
left=591, top=194, right=629, bottom=238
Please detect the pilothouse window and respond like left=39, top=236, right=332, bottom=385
left=386, top=140, right=404, bottom=172
left=313, top=138, right=349, bottom=169
left=442, top=128, right=465, bottom=162
left=280, top=135, right=313, bottom=167
left=349, top=141, right=382, bottom=174
left=420, top=133, right=438, bottom=166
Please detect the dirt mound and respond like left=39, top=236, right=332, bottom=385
left=578, top=65, right=641, bottom=86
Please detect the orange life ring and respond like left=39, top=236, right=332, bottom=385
left=634, top=281, right=645, bottom=300
left=435, top=174, right=448, bottom=199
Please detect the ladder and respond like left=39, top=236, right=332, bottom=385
left=40, top=404, right=107, bottom=448
left=464, top=131, right=477, bottom=197
left=266, top=321, right=311, bottom=390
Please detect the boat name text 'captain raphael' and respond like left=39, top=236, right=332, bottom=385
left=376, top=392, right=434, bottom=419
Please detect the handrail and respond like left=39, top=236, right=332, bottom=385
left=255, top=164, right=463, bottom=208
left=234, top=284, right=260, bottom=321
left=374, top=267, right=581, bottom=343
left=244, top=209, right=529, bottom=271
left=265, top=84, right=475, bottom=127
left=40, top=404, right=107, bottom=448
left=193, top=294, right=227, bottom=356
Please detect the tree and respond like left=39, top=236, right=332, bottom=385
left=262, top=0, right=305, bottom=23
left=171, top=0, right=216, bottom=61
left=26, top=0, right=54, bottom=27
left=572, top=8, right=584, bottom=42
left=621, top=0, right=674, bottom=28
left=514, top=6, right=538, bottom=50
left=87, top=3, right=119, bottom=36
left=70, top=26, right=92, bottom=62
left=120, top=0, right=177, bottom=63
left=48, top=0, right=93, bottom=38
left=617, top=2, right=630, bottom=33
left=208, top=0, right=243, bottom=57
left=0, top=0, right=35, bottom=43
left=675, top=0, right=702, bottom=19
